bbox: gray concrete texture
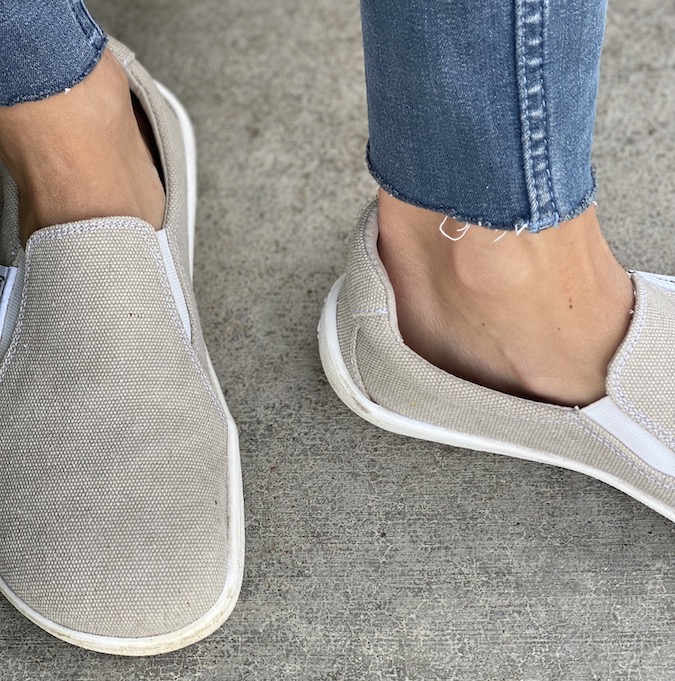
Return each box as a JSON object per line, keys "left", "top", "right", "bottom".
{"left": 1, "top": 0, "right": 674, "bottom": 679}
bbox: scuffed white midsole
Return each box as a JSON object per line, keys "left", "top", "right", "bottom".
{"left": 318, "top": 274, "right": 675, "bottom": 524}
{"left": 0, "top": 82, "right": 245, "bottom": 657}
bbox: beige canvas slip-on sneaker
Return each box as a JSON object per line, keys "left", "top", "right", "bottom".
{"left": 319, "top": 199, "right": 675, "bottom": 524}
{"left": 0, "top": 38, "right": 244, "bottom": 656}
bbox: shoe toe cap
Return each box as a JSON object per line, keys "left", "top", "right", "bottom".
{"left": 1, "top": 430, "right": 231, "bottom": 639}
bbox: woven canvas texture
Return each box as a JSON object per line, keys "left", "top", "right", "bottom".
{"left": 607, "top": 275, "right": 675, "bottom": 450}
{"left": 0, "top": 166, "right": 19, "bottom": 265}
{"left": 337, "top": 200, "right": 675, "bottom": 512}
{"left": 0, "top": 45, "right": 232, "bottom": 639}
{"left": 108, "top": 38, "right": 211, "bottom": 374}
{"left": 0, "top": 222, "right": 230, "bottom": 638}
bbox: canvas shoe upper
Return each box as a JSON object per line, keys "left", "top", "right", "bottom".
{"left": 0, "top": 39, "right": 244, "bottom": 656}
{"left": 319, "top": 199, "right": 675, "bottom": 523}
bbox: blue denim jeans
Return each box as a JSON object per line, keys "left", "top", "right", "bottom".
{"left": 1, "top": 1, "right": 605, "bottom": 233}
{"left": 0, "top": 0, "right": 106, "bottom": 106}
{"left": 361, "top": 0, "right": 608, "bottom": 232}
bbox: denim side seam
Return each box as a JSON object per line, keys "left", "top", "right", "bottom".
{"left": 515, "top": 0, "right": 560, "bottom": 233}
{"left": 63, "top": 0, "right": 108, "bottom": 95}
{"left": 68, "top": 0, "right": 107, "bottom": 50}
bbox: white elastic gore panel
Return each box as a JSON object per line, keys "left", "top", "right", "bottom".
{"left": 156, "top": 230, "right": 191, "bottom": 338}
{"left": 583, "top": 396, "right": 675, "bottom": 478}
{"left": 0, "top": 264, "right": 19, "bottom": 356}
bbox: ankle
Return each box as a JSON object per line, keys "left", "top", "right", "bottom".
{"left": 376, "top": 189, "right": 634, "bottom": 407}
{"left": 378, "top": 188, "right": 627, "bottom": 299}
{"left": 0, "top": 50, "right": 165, "bottom": 244}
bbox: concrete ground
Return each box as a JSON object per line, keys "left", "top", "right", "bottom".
{"left": 1, "top": 1, "right": 674, "bottom": 679}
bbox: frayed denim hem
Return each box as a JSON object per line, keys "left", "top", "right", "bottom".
{"left": 1, "top": 38, "right": 108, "bottom": 106}
{"left": 0, "top": 0, "right": 107, "bottom": 107}
{"left": 367, "top": 151, "right": 598, "bottom": 234}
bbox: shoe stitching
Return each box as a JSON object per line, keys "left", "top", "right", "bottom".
{"left": 352, "top": 203, "right": 675, "bottom": 501}
{"left": 357, "top": 345, "right": 675, "bottom": 494}
{"left": 359, "top": 305, "right": 576, "bottom": 425}
{"left": 573, "top": 413, "right": 675, "bottom": 493}
{"left": 362, "top": 349, "right": 675, "bottom": 496}
{"left": 351, "top": 307, "right": 388, "bottom": 316}
{"left": 349, "top": 327, "right": 369, "bottom": 397}
{"left": 381, "top": 328, "right": 576, "bottom": 422}
{"left": 362, "top": 337, "right": 574, "bottom": 427}
{"left": 366, "top": 305, "right": 675, "bottom": 492}
{"left": 0, "top": 221, "right": 228, "bottom": 424}
{"left": 650, "top": 274, "right": 675, "bottom": 286}
{"left": 610, "top": 280, "right": 675, "bottom": 450}
{"left": 126, "top": 61, "right": 199, "bottom": 349}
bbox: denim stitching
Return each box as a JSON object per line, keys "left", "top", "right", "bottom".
{"left": 516, "top": 0, "right": 559, "bottom": 232}
{"left": 67, "top": 0, "right": 105, "bottom": 49}
{"left": 537, "top": 0, "right": 558, "bottom": 225}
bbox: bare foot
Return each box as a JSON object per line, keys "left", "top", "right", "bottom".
{"left": 377, "top": 189, "right": 634, "bottom": 407}
{"left": 0, "top": 49, "right": 165, "bottom": 246}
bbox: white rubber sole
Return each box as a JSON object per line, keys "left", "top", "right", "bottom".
{"left": 318, "top": 275, "right": 675, "bottom": 524}
{"left": 0, "top": 83, "right": 245, "bottom": 656}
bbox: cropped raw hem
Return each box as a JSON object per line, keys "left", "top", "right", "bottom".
{"left": 368, "top": 149, "right": 598, "bottom": 234}
{"left": 0, "top": 1, "right": 107, "bottom": 106}
{"left": 2, "top": 43, "right": 107, "bottom": 107}
{"left": 360, "top": 0, "right": 607, "bottom": 236}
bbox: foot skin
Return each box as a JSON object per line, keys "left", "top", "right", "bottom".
{"left": 0, "top": 49, "right": 165, "bottom": 245}
{"left": 377, "top": 189, "right": 635, "bottom": 407}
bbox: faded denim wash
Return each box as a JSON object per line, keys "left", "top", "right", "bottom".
{"left": 361, "top": 0, "right": 608, "bottom": 232}
{"left": 0, "top": 0, "right": 605, "bottom": 232}
{"left": 0, "top": 0, "right": 106, "bottom": 106}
